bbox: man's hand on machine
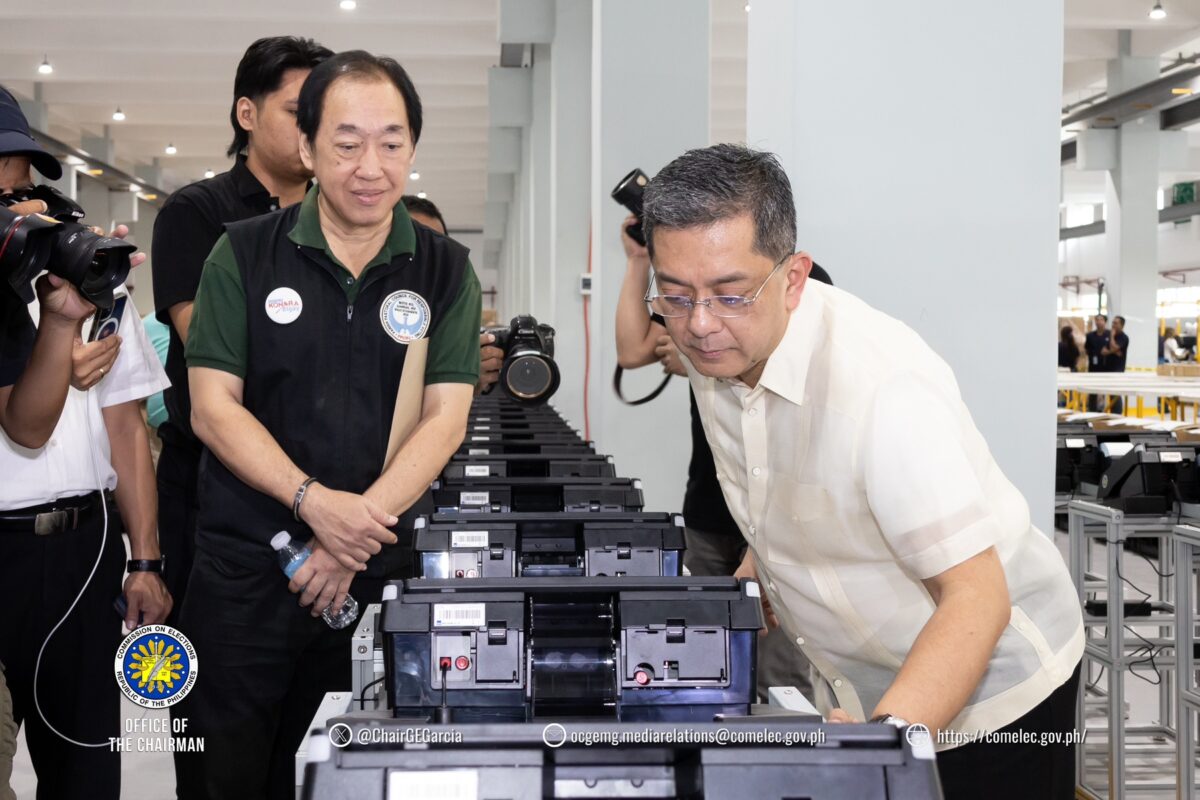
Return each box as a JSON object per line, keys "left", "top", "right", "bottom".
{"left": 287, "top": 540, "right": 354, "bottom": 617}
{"left": 298, "top": 482, "right": 398, "bottom": 571}
{"left": 124, "top": 571, "right": 172, "bottom": 628}
{"left": 733, "top": 550, "right": 779, "bottom": 632}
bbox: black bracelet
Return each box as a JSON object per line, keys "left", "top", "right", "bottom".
{"left": 127, "top": 558, "right": 165, "bottom": 575}
{"left": 293, "top": 477, "right": 318, "bottom": 521}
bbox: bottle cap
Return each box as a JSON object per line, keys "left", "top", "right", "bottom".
{"left": 270, "top": 531, "right": 292, "bottom": 551}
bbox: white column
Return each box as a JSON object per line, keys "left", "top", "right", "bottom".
{"left": 747, "top": 0, "right": 1063, "bottom": 533}
{"left": 544, "top": 0, "right": 592, "bottom": 429}
{"left": 1104, "top": 36, "right": 1161, "bottom": 369}
{"left": 589, "top": 0, "right": 710, "bottom": 512}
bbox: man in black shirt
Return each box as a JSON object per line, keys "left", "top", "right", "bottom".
{"left": 1103, "top": 315, "right": 1129, "bottom": 413}
{"left": 1105, "top": 315, "right": 1129, "bottom": 373}
{"left": 150, "top": 36, "right": 332, "bottom": 800}
{"left": 152, "top": 37, "right": 333, "bottom": 630}
{"left": 1083, "top": 313, "right": 1110, "bottom": 411}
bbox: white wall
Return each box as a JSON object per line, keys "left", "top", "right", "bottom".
{"left": 748, "top": 0, "right": 1064, "bottom": 533}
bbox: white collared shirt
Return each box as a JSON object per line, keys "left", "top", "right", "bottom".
{"left": 0, "top": 286, "right": 169, "bottom": 510}
{"left": 688, "top": 280, "right": 1083, "bottom": 748}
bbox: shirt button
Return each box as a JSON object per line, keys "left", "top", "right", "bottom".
{"left": 768, "top": 581, "right": 776, "bottom": 592}
{"left": 345, "top": 277, "right": 353, "bottom": 285}
{"left": 833, "top": 679, "right": 843, "bottom": 688}
{"left": 752, "top": 467, "right": 762, "bottom": 477}
{"left": 748, "top": 525, "right": 757, "bottom": 535}
{"left": 748, "top": 407, "right": 757, "bottom": 416}
{"left": 795, "top": 636, "right": 805, "bottom": 646}
{"left": 269, "top": 203, "right": 278, "bottom": 211}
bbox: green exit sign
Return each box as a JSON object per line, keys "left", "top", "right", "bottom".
{"left": 1174, "top": 181, "right": 1196, "bottom": 206}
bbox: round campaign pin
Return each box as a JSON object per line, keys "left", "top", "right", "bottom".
{"left": 264, "top": 287, "right": 303, "bottom": 325}
{"left": 380, "top": 290, "right": 431, "bottom": 344}
{"left": 114, "top": 624, "right": 198, "bottom": 708}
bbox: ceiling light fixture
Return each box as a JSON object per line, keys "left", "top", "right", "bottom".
{"left": 340, "top": 0, "right": 357, "bottom": 9}
{"left": 165, "top": 143, "right": 177, "bottom": 155}
{"left": 1150, "top": 2, "right": 1167, "bottom": 20}
{"left": 204, "top": 168, "right": 215, "bottom": 179}
{"left": 129, "top": 183, "right": 142, "bottom": 193}
{"left": 409, "top": 170, "right": 420, "bottom": 180}
{"left": 112, "top": 107, "right": 125, "bottom": 121}
{"left": 37, "top": 56, "right": 52, "bottom": 75}
{"left": 416, "top": 191, "right": 427, "bottom": 199}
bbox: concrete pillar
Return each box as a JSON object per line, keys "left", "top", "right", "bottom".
{"left": 1105, "top": 32, "right": 1161, "bottom": 369}
{"left": 747, "top": 0, "right": 1063, "bottom": 532}
{"left": 589, "top": 0, "right": 710, "bottom": 512}
{"left": 544, "top": 0, "right": 592, "bottom": 431}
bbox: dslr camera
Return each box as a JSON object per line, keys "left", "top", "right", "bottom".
{"left": 611, "top": 167, "right": 649, "bottom": 246}
{"left": 0, "top": 184, "right": 134, "bottom": 309}
{"left": 483, "top": 315, "right": 560, "bottom": 405}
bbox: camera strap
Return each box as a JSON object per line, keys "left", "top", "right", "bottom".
{"left": 612, "top": 365, "right": 672, "bottom": 406}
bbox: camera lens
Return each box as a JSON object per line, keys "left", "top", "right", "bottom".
{"left": 505, "top": 354, "right": 556, "bottom": 401}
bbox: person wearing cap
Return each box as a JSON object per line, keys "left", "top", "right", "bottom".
{"left": 0, "top": 83, "right": 173, "bottom": 800}
{"left": 182, "top": 51, "right": 480, "bottom": 798}
{"left": 641, "top": 144, "right": 1083, "bottom": 800}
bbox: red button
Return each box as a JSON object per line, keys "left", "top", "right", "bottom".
{"left": 455, "top": 656, "right": 470, "bottom": 671}
{"left": 439, "top": 657, "right": 452, "bottom": 671}
{"left": 455, "top": 569, "right": 464, "bottom": 578}
{"left": 634, "top": 670, "right": 651, "bottom": 686}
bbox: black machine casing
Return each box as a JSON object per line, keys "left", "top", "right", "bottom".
{"left": 414, "top": 511, "right": 685, "bottom": 578}
{"left": 381, "top": 576, "right": 762, "bottom": 724}
{"left": 1098, "top": 444, "right": 1200, "bottom": 514}
{"left": 432, "top": 476, "right": 644, "bottom": 513}
{"left": 457, "top": 440, "right": 596, "bottom": 457}
{"left": 300, "top": 719, "right": 943, "bottom": 800}
{"left": 443, "top": 453, "right": 617, "bottom": 480}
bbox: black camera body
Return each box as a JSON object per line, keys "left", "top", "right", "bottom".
{"left": 484, "top": 315, "right": 560, "bottom": 405}
{"left": 611, "top": 168, "right": 649, "bottom": 246}
{"left": 0, "top": 185, "right": 133, "bottom": 309}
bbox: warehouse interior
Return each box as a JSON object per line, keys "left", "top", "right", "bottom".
{"left": 5, "top": 1, "right": 1200, "bottom": 798}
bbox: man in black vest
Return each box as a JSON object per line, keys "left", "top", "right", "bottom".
{"left": 182, "top": 51, "right": 481, "bottom": 799}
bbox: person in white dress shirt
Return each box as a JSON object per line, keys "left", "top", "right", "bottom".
{"left": 0, "top": 143, "right": 171, "bottom": 800}
{"left": 639, "top": 144, "right": 1083, "bottom": 800}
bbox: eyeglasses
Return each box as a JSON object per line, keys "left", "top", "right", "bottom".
{"left": 645, "top": 258, "right": 788, "bottom": 318}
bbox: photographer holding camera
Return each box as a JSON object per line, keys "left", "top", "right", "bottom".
{"left": 0, "top": 84, "right": 171, "bottom": 800}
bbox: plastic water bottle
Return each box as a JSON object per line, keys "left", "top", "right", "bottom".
{"left": 270, "top": 531, "right": 360, "bottom": 630}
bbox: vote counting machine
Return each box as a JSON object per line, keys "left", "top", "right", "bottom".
{"left": 296, "top": 385, "right": 943, "bottom": 798}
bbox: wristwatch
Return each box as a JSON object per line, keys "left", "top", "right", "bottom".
{"left": 869, "top": 713, "right": 910, "bottom": 728}
{"left": 127, "top": 557, "right": 166, "bottom": 576}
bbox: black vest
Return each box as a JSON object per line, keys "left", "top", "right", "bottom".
{"left": 196, "top": 204, "right": 471, "bottom": 573}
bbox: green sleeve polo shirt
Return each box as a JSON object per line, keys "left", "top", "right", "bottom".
{"left": 186, "top": 187, "right": 481, "bottom": 386}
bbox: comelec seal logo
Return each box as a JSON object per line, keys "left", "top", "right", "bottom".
{"left": 380, "top": 290, "right": 430, "bottom": 344}
{"left": 265, "top": 287, "right": 303, "bottom": 325}
{"left": 114, "top": 625, "right": 198, "bottom": 708}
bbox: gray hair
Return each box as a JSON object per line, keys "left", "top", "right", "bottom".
{"left": 642, "top": 143, "right": 796, "bottom": 263}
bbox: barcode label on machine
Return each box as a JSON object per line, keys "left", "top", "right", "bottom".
{"left": 388, "top": 770, "right": 478, "bottom": 799}
{"left": 1162, "top": 451, "right": 1184, "bottom": 463}
{"left": 433, "top": 603, "right": 486, "bottom": 628}
{"left": 470, "top": 436, "right": 490, "bottom": 442}
{"left": 452, "top": 530, "right": 489, "bottom": 548}
{"left": 1065, "top": 438, "right": 1085, "bottom": 449}
{"left": 468, "top": 448, "right": 489, "bottom": 455}
{"left": 460, "top": 492, "right": 490, "bottom": 506}
{"left": 464, "top": 465, "right": 490, "bottom": 477}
